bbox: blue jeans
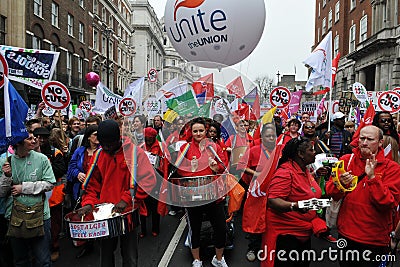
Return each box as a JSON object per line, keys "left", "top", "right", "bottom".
{"left": 10, "top": 218, "right": 52, "bottom": 267}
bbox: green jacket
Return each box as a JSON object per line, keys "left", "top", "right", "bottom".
{"left": 4, "top": 150, "right": 55, "bottom": 220}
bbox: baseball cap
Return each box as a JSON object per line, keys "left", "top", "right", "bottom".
{"left": 331, "top": 112, "right": 345, "bottom": 121}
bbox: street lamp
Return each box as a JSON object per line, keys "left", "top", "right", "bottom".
{"left": 103, "top": 27, "right": 112, "bottom": 90}
{"left": 276, "top": 71, "right": 280, "bottom": 86}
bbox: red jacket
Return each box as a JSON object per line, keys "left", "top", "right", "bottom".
{"left": 82, "top": 139, "right": 156, "bottom": 214}
{"left": 326, "top": 147, "right": 400, "bottom": 246}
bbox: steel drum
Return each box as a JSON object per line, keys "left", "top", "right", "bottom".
{"left": 230, "top": 146, "right": 248, "bottom": 166}
{"left": 64, "top": 203, "right": 139, "bottom": 239}
{"left": 169, "top": 174, "right": 226, "bottom": 205}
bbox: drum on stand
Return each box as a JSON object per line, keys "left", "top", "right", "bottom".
{"left": 64, "top": 203, "right": 139, "bottom": 239}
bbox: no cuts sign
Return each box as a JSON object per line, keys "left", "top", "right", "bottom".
{"left": 269, "top": 86, "right": 291, "bottom": 108}
{"left": 79, "top": 101, "right": 92, "bottom": 113}
{"left": 0, "top": 53, "right": 8, "bottom": 88}
{"left": 119, "top": 97, "right": 137, "bottom": 117}
{"left": 41, "top": 81, "right": 71, "bottom": 110}
{"left": 377, "top": 91, "right": 400, "bottom": 113}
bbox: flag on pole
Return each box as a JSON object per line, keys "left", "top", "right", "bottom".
{"left": 0, "top": 76, "right": 29, "bottom": 154}
{"left": 226, "top": 76, "right": 245, "bottom": 98}
{"left": 350, "top": 101, "right": 375, "bottom": 147}
{"left": 155, "top": 78, "right": 185, "bottom": 112}
{"left": 123, "top": 77, "right": 144, "bottom": 107}
{"left": 195, "top": 91, "right": 206, "bottom": 105}
{"left": 192, "top": 73, "right": 214, "bottom": 100}
{"left": 195, "top": 100, "right": 212, "bottom": 118}
{"left": 166, "top": 89, "right": 199, "bottom": 116}
{"left": 253, "top": 106, "right": 277, "bottom": 141}
{"left": 93, "top": 82, "right": 123, "bottom": 113}
{"left": 303, "top": 31, "right": 333, "bottom": 92}
{"left": 243, "top": 87, "right": 260, "bottom": 118}
{"left": 221, "top": 117, "right": 237, "bottom": 142}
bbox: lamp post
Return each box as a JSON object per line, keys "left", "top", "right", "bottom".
{"left": 276, "top": 71, "right": 280, "bottom": 86}
{"left": 103, "top": 27, "right": 112, "bottom": 90}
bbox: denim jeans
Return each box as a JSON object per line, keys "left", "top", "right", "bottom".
{"left": 10, "top": 218, "right": 52, "bottom": 267}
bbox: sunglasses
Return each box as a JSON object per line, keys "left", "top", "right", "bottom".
{"left": 379, "top": 119, "right": 391, "bottom": 124}
{"left": 304, "top": 125, "right": 315, "bottom": 129}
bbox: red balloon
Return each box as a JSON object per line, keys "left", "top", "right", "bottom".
{"left": 85, "top": 72, "right": 100, "bottom": 87}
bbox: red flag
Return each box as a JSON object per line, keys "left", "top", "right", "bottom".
{"left": 313, "top": 88, "right": 330, "bottom": 95}
{"left": 242, "top": 140, "right": 284, "bottom": 233}
{"left": 350, "top": 101, "right": 375, "bottom": 147}
{"left": 192, "top": 73, "right": 214, "bottom": 100}
{"left": 235, "top": 103, "right": 250, "bottom": 120}
{"left": 226, "top": 76, "right": 245, "bottom": 98}
{"left": 243, "top": 87, "right": 260, "bottom": 118}
{"left": 332, "top": 52, "right": 340, "bottom": 88}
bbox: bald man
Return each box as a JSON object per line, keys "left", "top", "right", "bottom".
{"left": 326, "top": 125, "right": 400, "bottom": 267}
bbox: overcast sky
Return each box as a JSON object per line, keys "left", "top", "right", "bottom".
{"left": 148, "top": 0, "right": 316, "bottom": 85}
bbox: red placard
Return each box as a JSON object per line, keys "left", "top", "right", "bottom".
{"left": 377, "top": 91, "right": 400, "bottom": 113}
{"left": 79, "top": 101, "right": 92, "bottom": 112}
{"left": 41, "top": 81, "right": 71, "bottom": 110}
{"left": 119, "top": 98, "right": 137, "bottom": 116}
{"left": 269, "top": 86, "right": 291, "bottom": 108}
{"left": 148, "top": 68, "right": 158, "bottom": 83}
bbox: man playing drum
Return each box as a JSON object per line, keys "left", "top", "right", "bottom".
{"left": 78, "top": 120, "right": 156, "bottom": 267}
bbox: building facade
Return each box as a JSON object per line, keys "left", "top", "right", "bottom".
{"left": 314, "top": 0, "right": 400, "bottom": 100}
{"left": 130, "top": 0, "right": 165, "bottom": 97}
{"left": 90, "top": 0, "right": 135, "bottom": 95}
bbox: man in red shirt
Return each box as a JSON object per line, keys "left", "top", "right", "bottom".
{"left": 326, "top": 125, "right": 400, "bottom": 267}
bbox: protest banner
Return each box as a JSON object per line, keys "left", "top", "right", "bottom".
{"left": 0, "top": 45, "right": 59, "bottom": 89}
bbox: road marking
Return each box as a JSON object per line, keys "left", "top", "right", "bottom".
{"left": 158, "top": 216, "right": 187, "bottom": 267}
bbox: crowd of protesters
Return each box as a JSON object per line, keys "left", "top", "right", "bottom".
{"left": 2, "top": 102, "right": 400, "bottom": 267}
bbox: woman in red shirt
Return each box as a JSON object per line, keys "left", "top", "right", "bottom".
{"left": 262, "top": 137, "right": 328, "bottom": 267}
{"left": 177, "top": 117, "right": 228, "bottom": 267}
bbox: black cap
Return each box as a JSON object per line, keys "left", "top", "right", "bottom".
{"left": 97, "top": 120, "right": 120, "bottom": 144}
{"left": 33, "top": 127, "right": 50, "bottom": 136}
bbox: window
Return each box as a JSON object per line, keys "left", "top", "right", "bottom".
{"left": 78, "top": 57, "right": 83, "bottom": 87}
{"left": 34, "top": 0, "right": 42, "bottom": 17}
{"left": 0, "top": 16, "right": 6, "bottom": 45}
{"left": 360, "top": 15, "right": 367, "bottom": 42}
{"left": 32, "top": 36, "right": 41, "bottom": 49}
{"left": 349, "top": 24, "right": 356, "bottom": 52}
{"left": 334, "top": 35, "right": 339, "bottom": 56}
{"left": 67, "top": 52, "right": 72, "bottom": 85}
{"left": 102, "top": 8, "right": 107, "bottom": 23}
{"left": 172, "top": 59, "right": 176, "bottom": 66}
{"left": 350, "top": 0, "right": 356, "bottom": 10}
{"left": 118, "top": 48, "right": 121, "bottom": 65}
{"left": 68, "top": 14, "right": 74, "bottom": 36}
{"left": 79, "top": 0, "right": 84, "bottom": 8}
{"left": 328, "top": 10, "right": 333, "bottom": 28}
{"left": 79, "top": 22, "right": 84, "bottom": 42}
{"left": 318, "top": 2, "right": 321, "bottom": 17}
{"left": 335, "top": 1, "right": 340, "bottom": 22}
{"left": 102, "top": 35, "right": 106, "bottom": 55}
{"left": 322, "top": 18, "right": 326, "bottom": 35}
{"left": 93, "top": 30, "right": 98, "bottom": 51}
{"left": 93, "top": 0, "right": 98, "bottom": 14}
{"left": 323, "top": 0, "right": 326, "bottom": 7}
{"left": 109, "top": 16, "right": 113, "bottom": 30}
{"left": 51, "top": 2, "right": 59, "bottom": 27}
{"left": 109, "top": 40, "right": 113, "bottom": 60}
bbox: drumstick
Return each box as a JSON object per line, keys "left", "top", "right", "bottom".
{"left": 81, "top": 214, "right": 85, "bottom": 222}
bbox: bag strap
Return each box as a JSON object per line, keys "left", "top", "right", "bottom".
{"left": 81, "top": 148, "right": 102, "bottom": 191}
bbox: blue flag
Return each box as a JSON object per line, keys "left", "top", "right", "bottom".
{"left": 221, "top": 117, "right": 236, "bottom": 142}
{"left": 196, "top": 91, "right": 206, "bottom": 105}
{"left": 0, "top": 76, "right": 29, "bottom": 154}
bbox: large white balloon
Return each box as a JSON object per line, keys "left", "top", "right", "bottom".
{"left": 164, "top": 0, "right": 266, "bottom": 69}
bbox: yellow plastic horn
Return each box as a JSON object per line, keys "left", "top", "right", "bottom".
{"left": 331, "top": 160, "right": 358, "bottom": 192}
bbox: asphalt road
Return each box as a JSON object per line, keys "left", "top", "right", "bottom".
{"left": 53, "top": 210, "right": 398, "bottom": 267}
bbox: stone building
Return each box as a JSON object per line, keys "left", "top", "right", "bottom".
{"left": 314, "top": 0, "right": 400, "bottom": 99}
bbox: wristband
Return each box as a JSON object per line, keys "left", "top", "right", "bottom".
{"left": 290, "top": 202, "right": 295, "bottom": 211}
